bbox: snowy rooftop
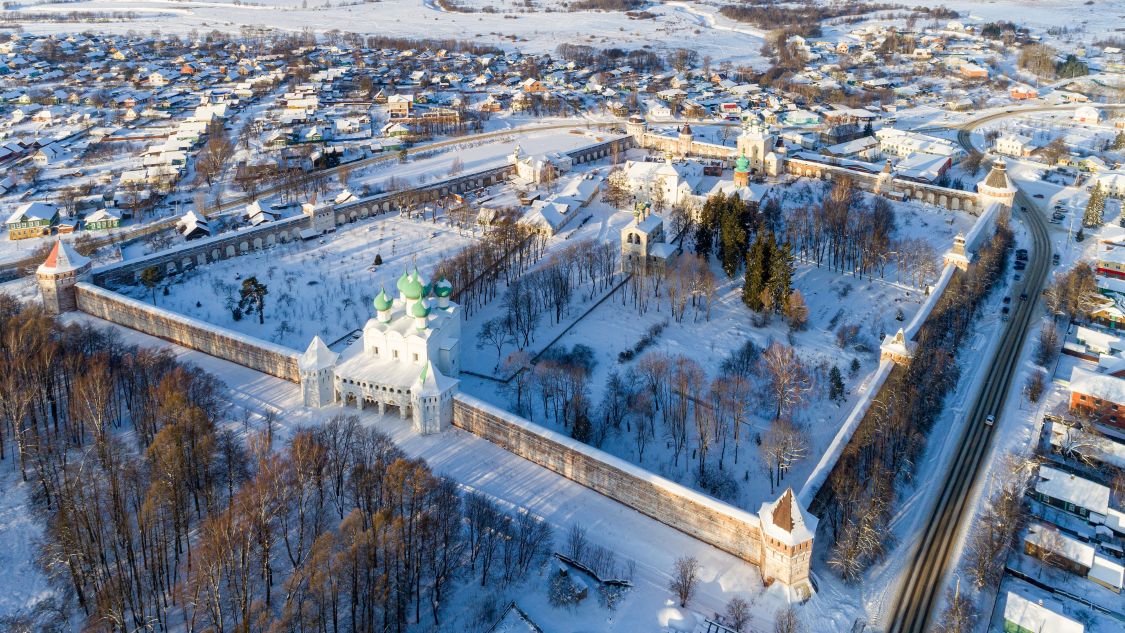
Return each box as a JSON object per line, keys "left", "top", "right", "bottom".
{"left": 298, "top": 335, "right": 338, "bottom": 371}
{"left": 758, "top": 488, "right": 817, "bottom": 547}
{"left": 1003, "top": 592, "right": 1084, "bottom": 633}
{"left": 1069, "top": 365, "right": 1125, "bottom": 408}
{"left": 1026, "top": 523, "right": 1094, "bottom": 568}
{"left": 1036, "top": 464, "right": 1111, "bottom": 516}
{"left": 1091, "top": 555, "right": 1125, "bottom": 591}
{"left": 1098, "top": 241, "right": 1125, "bottom": 267}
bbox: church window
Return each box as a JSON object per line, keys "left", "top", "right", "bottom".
{"left": 393, "top": 350, "right": 399, "bottom": 359}
{"left": 413, "top": 353, "right": 419, "bottom": 362}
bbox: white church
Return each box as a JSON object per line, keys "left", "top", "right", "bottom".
{"left": 299, "top": 267, "right": 461, "bottom": 435}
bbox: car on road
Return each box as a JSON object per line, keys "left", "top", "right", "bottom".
{"left": 985, "top": 414, "right": 995, "bottom": 426}
{"left": 1020, "top": 292, "right": 1028, "bottom": 301}
{"left": 1020, "top": 206, "right": 1027, "bottom": 212}
{"left": 1034, "top": 193, "right": 1045, "bottom": 199}
{"left": 1015, "top": 273, "right": 1022, "bottom": 281}
{"left": 1053, "top": 253, "right": 1060, "bottom": 265}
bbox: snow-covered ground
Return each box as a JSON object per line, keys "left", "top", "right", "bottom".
{"left": 122, "top": 212, "right": 480, "bottom": 348}
{"left": 40, "top": 310, "right": 803, "bottom": 632}
{"left": 6, "top": 0, "right": 769, "bottom": 66}
{"left": 461, "top": 182, "right": 975, "bottom": 519}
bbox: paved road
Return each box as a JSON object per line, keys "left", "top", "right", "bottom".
{"left": 885, "top": 103, "right": 1125, "bottom": 632}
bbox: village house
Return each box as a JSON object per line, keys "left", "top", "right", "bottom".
{"left": 1024, "top": 523, "right": 1124, "bottom": 593}
{"left": 6, "top": 201, "right": 58, "bottom": 240}
{"left": 1033, "top": 465, "right": 1125, "bottom": 534}
{"left": 1074, "top": 105, "right": 1103, "bottom": 124}
{"left": 388, "top": 94, "right": 413, "bottom": 118}
{"left": 1003, "top": 592, "right": 1084, "bottom": 633}
{"left": 82, "top": 208, "right": 121, "bottom": 231}
{"left": 176, "top": 210, "right": 211, "bottom": 240}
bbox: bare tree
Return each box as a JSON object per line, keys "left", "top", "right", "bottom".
{"left": 669, "top": 556, "right": 700, "bottom": 607}
{"left": 759, "top": 342, "right": 813, "bottom": 419}
{"left": 725, "top": 596, "right": 752, "bottom": 632}
{"left": 1034, "top": 322, "right": 1060, "bottom": 367}
{"left": 1025, "top": 370, "right": 1046, "bottom": 403}
{"left": 773, "top": 605, "right": 805, "bottom": 633}
{"left": 935, "top": 582, "right": 978, "bottom": 633}
{"left": 476, "top": 316, "right": 514, "bottom": 369}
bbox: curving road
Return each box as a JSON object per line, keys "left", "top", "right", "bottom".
{"left": 887, "top": 103, "right": 1125, "bottom": 633}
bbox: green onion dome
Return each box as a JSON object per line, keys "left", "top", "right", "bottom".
{"left": 735, "top": 154, "right": 750, "bottom": 173}
{"left": 434, "top": 278, "right": 453, "bottom": 298}
{"left": 410, "top": 299, "right": 431, "bottom": 318}
{"left": 374, "top": 287, "right": 392, "bottom": 311}
{"left": 395, "top": 269, "right": 410, "bottom": 295}
{"left": 403, "top": 271, "right": 424, "bottom": 300}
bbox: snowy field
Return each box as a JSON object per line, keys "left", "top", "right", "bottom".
{"left": 121, "top": 213, "right": 480, "bottom": 349}
{"left": 6, "top": 0, "right": 769, "bottom": 66}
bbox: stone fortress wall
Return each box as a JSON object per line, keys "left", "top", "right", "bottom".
{"left": 75, "top": 282, "right": 302, "bottom": 381}
{"left": 451, "top": 393, "right": 815, "bottom": 596}
{"left": 43, "top": 131, "right": 823, "bottom": 595}
{"left": 92, "top": 135, "right": 630, "bottom": 288}
{"left": 628, "top": 118, "right": 984, "bottom": 214}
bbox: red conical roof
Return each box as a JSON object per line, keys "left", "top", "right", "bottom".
{"left": 37, "top": 241, "right": 89, "bottom": 275}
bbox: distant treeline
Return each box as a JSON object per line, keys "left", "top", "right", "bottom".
{"left": 720, "top": 2, "right": 959, "bottom": 37}
{"left": 555, "top": 43, "right": 664, "bottom": 73}
{"left": 438, "top": 0, "right": 644, "bottom": 12}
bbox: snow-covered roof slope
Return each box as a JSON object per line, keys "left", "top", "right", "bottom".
{"left": 1003, "top": 592, "right": 1084, "bottom": 633}
{"left": 1036, "top": 464, "right": 1111, "bottom": 516}
{"left": 1026, "top": 523, "right": 1094, "bottom": 568}
{"left": 298, "top": 335, "right": 338, "bottom": 371}
{"left": 758, "top": 488, "right": 816, "bottom": 546}
{"left": 1069, "top": 365, "right": 1125, "bottom": 408}
{"left": 36, "top": 240, "right": 89, "bottom": 275}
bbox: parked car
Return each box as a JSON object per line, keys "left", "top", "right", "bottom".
{"left": 1053, "top": 253, "right": 1060, "bottom": 265}
{"left": 985, "top": 414, "right": 995, "bottom": 426}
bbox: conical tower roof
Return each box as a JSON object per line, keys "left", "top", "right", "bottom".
{"left": 298, "top": 335, "right": 338, "bottom": 371}
{"left": 37, "top": 240, "right": 89, "bottom": 275}
{"left": 982, "top": 159, "right": 1014, "bottom": 191}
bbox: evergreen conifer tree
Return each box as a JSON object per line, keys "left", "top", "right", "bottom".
{"left": 742, "top": 231, "right": 772, "bottom": 311}
{"left": 1084, "top": 183, "right": 1106, "bottom": 228}
{"left": 767, "top": 239, "right": 794, "bottom": 311}
{"left": 829, "top": 365, "right": 845, "bottom": 402}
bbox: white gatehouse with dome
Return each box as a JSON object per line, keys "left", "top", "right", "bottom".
{"left": 298, "top": 267, "right": 461, "bottom": 435}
